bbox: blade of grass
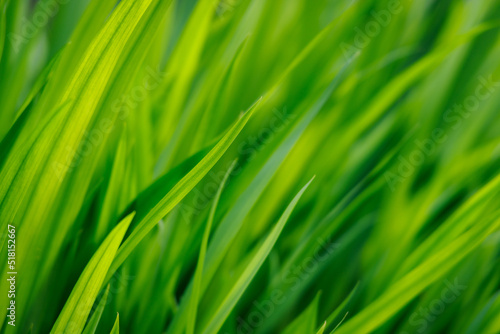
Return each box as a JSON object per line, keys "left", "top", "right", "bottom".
{"left": 82, "top": 285, "right": 110, "bottom": 334}
{"left": 186, "top": 160, "right": 237, "bottom": 334}
{"left": 50, "top": 213, "right": 135, "bottom": 334}
{"left": 200, "top": 177, "right": 315, "bottom": 334}
{"left": 110, "top": 314, "right": 119, "bottom": 334}
{"left": 105, "top": 98, "right": 261, "bottom": 283}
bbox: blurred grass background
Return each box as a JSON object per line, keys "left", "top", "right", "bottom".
{"left": 1, "top": 0, "right": 500, "bottom": 333}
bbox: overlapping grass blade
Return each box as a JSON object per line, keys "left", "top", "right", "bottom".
{"left": 50, "top": 213, "right": 134, "bottom": 334}
{"left": 106, "top": 98, "right": 260, "bottom": 282}
{"left": 200, "top": 177, "right": 315, "bottom": 334}
{"left": 82, "top": 285, "right": 110, "bottom": 334}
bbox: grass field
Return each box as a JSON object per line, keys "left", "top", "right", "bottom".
{"left": 1, "top": 0, "right": 500, "bottom": 333}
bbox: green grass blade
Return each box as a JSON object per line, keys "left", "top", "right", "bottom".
{"left": 50, "top": 213, "right": 134, "bottom": 334}
{"left": 106, "top": 99, "right": 260, "bottom": 282}
{"left": 200, "top": 177, "right": 315, "bottom": 334}
{"left": 282, "top": 292, "right": 321, "bottom": 334}
{"left": 82, "top": 285, "right": 110, "bottom": 334}
{"left": 110, "top": 314, "right": 119, "bottom": 334}
{"left": 186, "top": 160, "right": 237, "bottom": 334}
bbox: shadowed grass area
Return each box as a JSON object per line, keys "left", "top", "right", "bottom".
{"left": 1, "top": 0, "right": 500, "bottom": 333}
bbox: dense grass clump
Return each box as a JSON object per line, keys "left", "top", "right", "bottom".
{"left": 1, "top": 0, "right": 500, "bottom": 333}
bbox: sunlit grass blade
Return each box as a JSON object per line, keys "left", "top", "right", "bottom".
{"left": 106, "top": 98, "right": 260, "bottom": 282}
{"left": 82, "top": 285, "right": 110, "bottom": 334}
{"left": 110, "top": 314, "right": 120, "bottom": 334}
{"left": 200, "top": 177, "right": 315, "bottom": 334}
{"left": 50, "top": 213, "right": 134, "bottom": 334}
{"left": 282, "top": 292, "right": 321, "bottom": 334}
{"left": 186, "top": 160, "right": 237, "bottom": 334}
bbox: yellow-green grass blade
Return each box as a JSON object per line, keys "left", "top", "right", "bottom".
{"left": 82, "top": 285, "right": 110, "bottom": 334}
{"left": 316, "top": 322, "right": 327, "bottom": 334}
{"left": 322, "top": 283, "right": 359, "bottom": 333}
{"left": 2, "top": 1, "right": 178, "bottom": 324}
{"left": 186, "top": 160, "right": 237, "bottom": 334}
{"left": 200, "top": 177, "right": 315, "bottom": 334}
{"left": 166, "top": 73, "right": 338, "bottom": 334}
{"left": 50, "top": 213, "right": 134, "bottom": 334}
{"left": 282, "top": 292, "right": 321, "bottom": 334}
{"left": 155, "top": 0, "right": 217, "bottom": 150}
{"left": 106, "top": 98, "right": 260, "bottom": 282}
{"left": 334, "top": 212, "right": 500, "bottom": 334}
{"left": 109, "top": 314, "right": 119, "bottom": 334}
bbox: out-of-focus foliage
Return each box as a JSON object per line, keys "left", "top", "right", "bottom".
{"left": 1, "top": 0, "right": 500, "bottom": 333}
